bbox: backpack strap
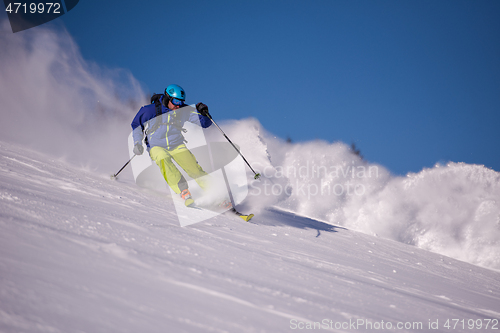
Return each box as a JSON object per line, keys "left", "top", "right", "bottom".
{"left": 145, "top": 93, "right": 164, "bottom": 136}
{"left": 150, "top": 93, "right": 163, "bottom": 117}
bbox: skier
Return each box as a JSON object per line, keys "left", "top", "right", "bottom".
{"left": 131, "top": 84, "right": 211, "bottom": 207}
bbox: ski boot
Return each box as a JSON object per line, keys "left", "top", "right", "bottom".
{"left": 181, "top": 189, "right": 194, "bottom": 207}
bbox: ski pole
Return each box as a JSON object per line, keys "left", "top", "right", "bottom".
{"left": 207, "top": 114, "right": 261, "bottom": 180}
{"left": 110, "top": 155, "right": 136, "bottom": 180}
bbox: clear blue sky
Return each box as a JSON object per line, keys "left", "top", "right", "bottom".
{"left": 38, "top": 1, "right": 500, "bottom": 174}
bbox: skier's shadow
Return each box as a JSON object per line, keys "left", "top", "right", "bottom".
{"left": 257, "top": 207, "right": 346, "bottom": 237}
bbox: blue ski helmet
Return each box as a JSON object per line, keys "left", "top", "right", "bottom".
{"left": 165, "top": 84, "right": 186, "bottom": 101}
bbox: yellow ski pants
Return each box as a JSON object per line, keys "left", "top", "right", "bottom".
{"left": 149, "top": 144, "right": 210, "bottom": 194}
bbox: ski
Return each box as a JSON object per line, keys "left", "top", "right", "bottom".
{"left": 229, "top": 207, "right": 255, "bottom": 222}
{"left": 187, "top": 203, "right": 254, "bottom": 222}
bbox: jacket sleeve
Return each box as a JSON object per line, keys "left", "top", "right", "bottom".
{"left": 187, "top": 107, "right": 212, "bottom": 128}
{"left": 131, "top": 105, "right": 152, "bottom": 144}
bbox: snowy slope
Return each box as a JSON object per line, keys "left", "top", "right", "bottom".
{"left": 1, "top": 24, "right": 500, "bottom": 333}
{"left": 1, "top": 142, "right": 499, "bottom": 333}
{"left": 1, "top": 19, "right": 499, "bottom": 272}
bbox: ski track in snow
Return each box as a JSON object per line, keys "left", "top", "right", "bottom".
{"left": 0, "top": 142, "right": 499, "bottom": 333}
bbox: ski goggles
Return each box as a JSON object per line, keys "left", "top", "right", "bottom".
{"left": 170, "top": 97, "right": 184, "bottom": 106}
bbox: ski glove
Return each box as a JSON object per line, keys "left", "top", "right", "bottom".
{"left": 133, "top": 143, "right": 144, "bottom": 155}
{"left": 196, "top": 102, "right": 210, "bottom": 118}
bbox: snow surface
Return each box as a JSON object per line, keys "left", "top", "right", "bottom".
{"left": 1, "top": 143, "right": 500, "bottom": 332}
{"left": 1, "top": 20, "right": 500, "bottom": 332}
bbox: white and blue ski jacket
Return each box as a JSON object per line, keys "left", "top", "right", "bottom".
{"left": 131, "top": 95, "right": 211, "bottom": 150}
